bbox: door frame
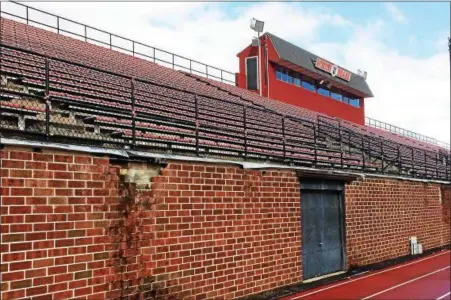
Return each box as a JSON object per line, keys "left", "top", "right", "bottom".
{"left": 300, "top": 179, "right": 347, "bottom": 277}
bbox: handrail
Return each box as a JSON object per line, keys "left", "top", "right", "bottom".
{"left": 365, "top": 117, "right": 450, "bottom": 150}
{"left": 0, "top": 0, "right": 236, "bottom": 84}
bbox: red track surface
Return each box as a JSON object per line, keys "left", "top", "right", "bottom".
{"left": 281, "top": 250, "right": 450, "bottom": 300}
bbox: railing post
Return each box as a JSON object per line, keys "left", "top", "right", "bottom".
{"left": 282, "top": 117, "right": 286, "bottom": 161}
{"left": 172, "top": 54, "right": 175, "bottom": 69}
{"left": 132, "top": 42, "right": 135, "bottom": 57}
{"left": 380, "top": 139, "right": 385, "bottom": 174}
{"left": 313, "top": 125, "right": 317, "bottom": 167}
{"left": 195, "top": 94, "right": 199, "bottom": 156}
{"left": 26, "top": 6, "right": 29, "bottom": 25}
{"left": 338, "top": 122, "right": 343, "bottom": 169}
{"left": 221, "top": 70, "right": 223, "bottom": 82}
{"left": 435, "top": 153, "right": 439, "bottom": 179}
{"left": 57, "top": 17, "right": 60, "bottom": 34}
{"left": 411, "top": 148, "right": 415, "bottom": 178}
{"left": 189, "top": 60, "right": 192, "bottom": 74}
{"left": 131, "top": 79, "right": 136, "bottom": 148}
{"left": 84, "top": 26, "right": 87, "bottom": 42}
{"left": 109, "top": 34, "right": 112, "bottom": 49}
{"left": 446, "top": 157, "right": 449, "bottom": 181}
{"left": 361, "top": 134, "right": 365, "bottom": 171}
{"left": 243, "top": 106, "right": 247, "bottom": 159}
{"left": 45, "top": 58, "right": 50, "bottom": 141}
{"left": 424, "top": 151, "right": 427, "bottom": 178}
{"left": 205, "top": 65, "right": 208, "bottom": 78}
{"left": 397, "top": 144, "right": 401, "bottom": 175}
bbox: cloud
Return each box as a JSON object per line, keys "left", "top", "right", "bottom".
{"left": 384, "top": 3, "right": 408, "bottom": 24}
{"left": 10, "top": 2, "right": 450, "bottom": 143}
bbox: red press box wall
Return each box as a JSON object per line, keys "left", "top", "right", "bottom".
{"left": 1, "top": 146, "right": 449, "bottom": 299}
{"left": 236, "top": 37, "right": 366, "bottom": 125}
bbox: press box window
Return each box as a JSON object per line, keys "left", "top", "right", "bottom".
{"left": 246, "top": 57, "right": 258, "bottom": 90}
{"left": 350, "top": 98, "right": 360, "bottom": 108}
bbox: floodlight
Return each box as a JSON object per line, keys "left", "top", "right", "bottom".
{"left": 250, "top": 18, "right": 264, "bottom": 33}
{"left": 319, "top": 80, "right": 326, "bottom": 85}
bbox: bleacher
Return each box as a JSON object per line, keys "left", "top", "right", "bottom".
{"left": 0, "top": 16, "right": 449, "bottom": 181}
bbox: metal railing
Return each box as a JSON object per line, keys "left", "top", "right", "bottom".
{"left": 0, "top": 44, "right": 449, "bottom": 181}
{"left": 0, "top": 0, "right": 236, "bottom": 84}
{"left": 365, "top": 117, "right": 450, "bottom": 150}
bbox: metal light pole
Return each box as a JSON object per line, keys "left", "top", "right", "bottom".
{"left": 250, "top": 18, "right": 264, "bottom": 97}
{"left": 448, "top": 37, "right": 451, "bottom": 84}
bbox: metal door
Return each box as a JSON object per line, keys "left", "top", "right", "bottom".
{"left": 301, "top": 182, "right": 345, "bottom": 280}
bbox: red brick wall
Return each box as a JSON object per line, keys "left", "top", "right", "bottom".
{"left": 0, "top": 146, "right": 154, "bottom": 300}
{"left": 1, "top": 146, "right": 449, "bottom": 299}
{"left": 345, "top": 178, "right": 450, "bottom": 267}
{"left": 148, "top": 163, "right": 302, "bottom": 299}
{"left": 441, "top": 185, "right": 451, "bottom": 246}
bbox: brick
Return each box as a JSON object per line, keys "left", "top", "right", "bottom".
{"left": 48, "top": 163, "right": 67, "bottom": 171}
{"left": 9, "top": 261, "right": 31, "bottom": 271}
{"left": 25, "top": 268, "right": 46, "bottom": 279}
{"left": 2, "top": 160, "right": 25, "bottom": 169}
{"left": 1, "top": 196, "right": 25, "bottom": 205}
{"left": 1, "top": 179, "right": 24, "bottom": 187}
{"left": 54, "top": 154, "right": 73, "bottom": 163}
{"left": 48, "top": 266, "right": 67, "bottom": 275}
{"left": 2, "top": 252, "right": 25, "bottom": 262}
{"left": 25, "top": 161, "right": 47, "bottom": 170}
{"left": 10, "top": 188, "right": 33, "bottom": 196}
{"left": 2, "top": 233, "right": 24, "bottom": 243}
{"left": 33, "top": 153, "right": 53, "bottom": 162}
{"left": 2, "top": 271, "right": 24, "bottom": 282}
{"left": 10, "top": 242, "right": 32, "bottom": 252}
{"left": 26, "top": 286, "right": 47, "bottom": 297}
{"left": 74, "top": 156, "right": 92, "bottom": 164}
{"left": 9, "top": 151, "right": 33, "bottom": 161}
{"left": 33, "top": 259, "right": 54, "bottom": 268}
{"left": 10, "top": 279, "right": 31, "bottom": 290}
{"left": 74, "top": 270, "right": 92, "bottom": 280}
{"left": 33, "top": 170, "right": 53, "bottom": 179}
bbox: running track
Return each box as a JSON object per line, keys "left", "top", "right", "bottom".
{"left": 281, "top": 250, "right": 450, "bottom": 300}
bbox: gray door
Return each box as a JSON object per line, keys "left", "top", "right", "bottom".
{"left": 301, "top": 187, "right": 345, "bottom": 280}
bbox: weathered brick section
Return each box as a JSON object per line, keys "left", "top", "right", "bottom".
{"left": 345, "top": 178, "right": 450, "bottom": 267}
{"left": 0, "top": 146, "right": 153, "bottom": 300}
{"left": 148, "top": 163, "right": 302, "bottom": 299}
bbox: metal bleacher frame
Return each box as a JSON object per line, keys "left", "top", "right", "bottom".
{"left": 0, "top": 43, "right": 449, "bottom": 181}
{"left": 0, "top": 2, "right": 450, "bottom": 182}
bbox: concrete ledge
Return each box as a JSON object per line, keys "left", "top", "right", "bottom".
{"left": 2, "top": 138, "right": 449, "bottom": 185}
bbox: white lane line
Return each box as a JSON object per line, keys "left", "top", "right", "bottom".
{"left": 362, "top": 266, "right": 450, "bottom": 300}
{"left": 291, "top": 250, "right": 450, "bottom": 300}
{"left": 437, "top": 292, "right": 451, "bottom": 300}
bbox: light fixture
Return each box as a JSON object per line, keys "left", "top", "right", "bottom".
{"left": 319, "top": 80, "right": 326, "bottom": 85}
{"left": 250, "top": 18, "right": 264, "bottom": 33}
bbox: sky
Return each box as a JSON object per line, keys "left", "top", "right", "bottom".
{"left": 4, "top": 1, "right": 450, "bottom": 144}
